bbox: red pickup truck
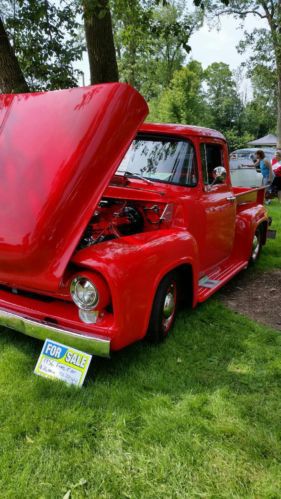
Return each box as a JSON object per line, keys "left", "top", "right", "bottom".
{"left": 0, "top": 83, "right": 268, "bottom": 357}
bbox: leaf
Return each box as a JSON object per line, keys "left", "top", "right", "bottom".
{"left": 63, "top": 491, "right": 71, "bottom": 499}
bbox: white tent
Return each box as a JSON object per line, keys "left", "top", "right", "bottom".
{"left": 247, "top": 134, "right": 277, "bottom": 147}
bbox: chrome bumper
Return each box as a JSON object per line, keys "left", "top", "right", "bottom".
{"left": 0, "top": 310, "right": 110, "bottom": 357}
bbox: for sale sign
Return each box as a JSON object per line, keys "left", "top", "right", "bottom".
{"left": 34, "top": 339, "right": 92, "bottom": 387}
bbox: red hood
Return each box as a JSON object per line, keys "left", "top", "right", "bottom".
{"left": 0, "top": 83, "right": 148, "bottom": 292}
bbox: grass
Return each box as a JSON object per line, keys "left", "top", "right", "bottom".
{"left": 256, "top": 198, "right": 281, "bottom": 270}
{"left": 0, "top": 201, "right": 281, "bottom": 498}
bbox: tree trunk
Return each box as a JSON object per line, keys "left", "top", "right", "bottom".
{"left": 275, "top": 2, "right": 281, "bottom": 148}
{"left": 277, "top": 66, "right": 281, "bottom": 148}
{"left": 83, "top": 0, "right": 119, "bottom": 84}
{"left": 0, "top": 17, "right": 29, "bottom": 93}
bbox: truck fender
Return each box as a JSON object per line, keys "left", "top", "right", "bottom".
{"left": 72, "top": 229, "right": 199, "bottom": 348}
{"left": 233, "top": 205, "right": 268, "bottom": 261}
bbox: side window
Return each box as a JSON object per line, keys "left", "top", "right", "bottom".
{"left": 200, "top": 143, "right": 225, "bottom": 184}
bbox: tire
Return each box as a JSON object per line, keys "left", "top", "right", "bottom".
{"left": 146, "top": 271, "right": 179, "bottom": 343}
{"left": 250, "top": 226, "right": 262, "bottom": 264}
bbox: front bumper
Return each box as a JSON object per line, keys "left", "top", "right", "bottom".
{"left": 0, "top": 309, "right": 110, "bottom": 357}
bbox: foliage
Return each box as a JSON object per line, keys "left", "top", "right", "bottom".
{"left": 148, "top": 60, "right": 208, "bottom": 124}
{"left": 148, "top": 59, "right": 247, "bottom": 141}
{"left": 1, "top": 0, "right": 84, "bottom": 91}
{"left": 112, "top": 0, "right": 204, "bottom": 99}
{"left": 224, "top": 129, "right": 254, "bottom": 152}
{"left": 240, "top": 100, "right": 276, "bottom": 141}
{"left": 204, "top": 62, "right": 242, "bottom": 130}
{"left": 204, "top": 0, "right": 281, "bottom": 144}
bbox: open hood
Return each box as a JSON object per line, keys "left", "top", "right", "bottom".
{"left": 0, "top": 83, "right": 148, "bottom": 292}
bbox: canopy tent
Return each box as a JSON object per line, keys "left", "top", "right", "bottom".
{"left": 247, "top": 134, "right": 277, "bottom": 147}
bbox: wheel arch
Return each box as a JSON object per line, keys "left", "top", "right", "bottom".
{"left": 173, "top": 263, "right": 194, "bottom": 308}
{"left": 146, "top": 262, "right": 194, "bottom": 343}
{"left": 151, "top": 262, "right": 195, "bottom": 314}
{"left": 258, "top": 219, "right": 268, "bottom": 245}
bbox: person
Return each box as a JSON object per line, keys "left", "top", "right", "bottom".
{"left": 271, "top": 149, "right": 281, "bottom": 169}
{"left": 255, "top": 150, "right": 273, "bottom": 185}
{"left": 254, "top": 150, "right": 273, "bottom": 205}
{"left": 270, "top": 150, "right": 281, "bottom": 203}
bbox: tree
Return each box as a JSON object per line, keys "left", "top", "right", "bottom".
{"left": 82, "top": 0, "right": 119, "bottom": 84}
{"left": 239, "top": 63, "right": 277, "bottom": 138}
{"left": 0, "top": 16, "right": 29, "bottom": 92}
{"left": 206, "top": 1, "right": 281, "bottom": 146}
{"left": 0, "top": 0, "right": 187, "bottom": 93}
{"left": 223, "top": 128, "right": 254, "bottom": 151}
{"left": 2, "top": 0, "right": 83, "bottom": 91}
{"left": 149, "top": 60, "right": 208, "bottom": 124}
{"left": 112, "top": 0, "right": 203, "bottom": 99}
{"left": 204, "top": 62, "right": 242, "bottom": 130}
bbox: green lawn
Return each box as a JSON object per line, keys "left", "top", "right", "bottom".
{"left": 0, "top": 202, "right": 281, "bottom": 498}
{"left": 257, "top": 199, "right": 281, "bottom": 270}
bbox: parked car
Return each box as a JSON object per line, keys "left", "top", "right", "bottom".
{"left": 230, "top": 148, "right": 275, "bottom": 187}
{"left": 0, "top": 84, "right": 269, "bottom": 357}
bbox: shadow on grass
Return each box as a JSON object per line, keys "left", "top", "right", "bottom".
{"left": 1, "top": 298, "right": 280, "bottom": 402}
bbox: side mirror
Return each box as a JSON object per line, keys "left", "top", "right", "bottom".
{"left": 212, "top": 166, "right": 227, "bottom": 184}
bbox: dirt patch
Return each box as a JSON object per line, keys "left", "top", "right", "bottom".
{"left": 219, "top": 269, "right": 281, "bottom": 331}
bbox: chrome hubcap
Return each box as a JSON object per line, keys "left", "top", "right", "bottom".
{"left": 252, "top": 234, "right": 260, "bottom": 260}
{"left": 162, "top": 284, "right": 176, "bottom": 332}
{"left": 163, "top": 290, "right": 175, "bottom": 318}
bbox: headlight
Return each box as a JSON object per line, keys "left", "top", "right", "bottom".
{"left": 70, "top": 276, "right": 99, "bottom": 310}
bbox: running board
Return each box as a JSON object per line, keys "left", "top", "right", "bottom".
{"left": 197, "top": 259, "right": 248, "bottom": 302}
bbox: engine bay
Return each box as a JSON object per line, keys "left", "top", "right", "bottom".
{"left": 78, "top": 198, "right": 170, "bottom": 249}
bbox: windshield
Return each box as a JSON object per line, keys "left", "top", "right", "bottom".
{"left": 117, "top": 135, "right": 198, "bottom": 186}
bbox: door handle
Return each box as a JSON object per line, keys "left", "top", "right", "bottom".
{"left": 227, "top": 196, "right": 236, "bottom": 202}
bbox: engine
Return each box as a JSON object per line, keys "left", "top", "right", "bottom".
{"left": 78, "top": 198, "right": 164, "bottom": 249}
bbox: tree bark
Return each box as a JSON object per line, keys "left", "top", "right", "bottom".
{"left": 276, "top": 62, "right": 281, "bottom": 148}
{"left": 0, "top": 17, "right": 29, "bottom": 93}
{"left": 83, "top": 0, "right": 119, "bottom": 84}
{"left": 275, "top": 2, "right": 281, "bottom": 147}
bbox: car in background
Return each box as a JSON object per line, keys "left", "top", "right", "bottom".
{"left": 229, "top": 148, "right": 275, "bottom": 187}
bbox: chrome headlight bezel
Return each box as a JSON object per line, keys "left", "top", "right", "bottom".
{"left": 70, "top": 276, "right": 99, "bottom": 310}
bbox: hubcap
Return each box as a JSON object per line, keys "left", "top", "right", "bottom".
{"left": 162, "top": 284, "right": 176, "bottom": 333}
{"left": 252, "top": 234, "right": 260, "bottom": 260}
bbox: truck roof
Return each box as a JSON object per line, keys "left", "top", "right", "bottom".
{"left": 139, "top": 122, "right": 226, "bottom": 141}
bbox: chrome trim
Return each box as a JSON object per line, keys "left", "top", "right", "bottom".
{"left": 251, "top": 234, "right": 260, "bottom": 261}
{"left": 0, "top": 310, "right": 110, "bottom": 357}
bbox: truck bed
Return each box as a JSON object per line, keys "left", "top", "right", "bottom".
{"left": 233, "top": 186, "right": 266, "bottom": 207}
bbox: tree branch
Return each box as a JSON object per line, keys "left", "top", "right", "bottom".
{"left": 260, "top": 0, "right": 274, "bottom": 29}
{"left": 216, "top": 8, "right": 266, "bottom": 19}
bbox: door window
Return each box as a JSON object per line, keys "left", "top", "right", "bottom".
{"left": 200, "top": 143, "right": 225, "bottom": 185}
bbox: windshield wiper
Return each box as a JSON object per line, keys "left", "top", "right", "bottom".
{"left": 122, "top": 171, "right": 154, "bottom": 185}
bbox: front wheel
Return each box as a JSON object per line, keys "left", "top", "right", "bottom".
{"left": 146, "top": 271, "right": 179, "bottom": 343}
{"left": 250, "top": 226, "right": 262, "bottom": 264}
